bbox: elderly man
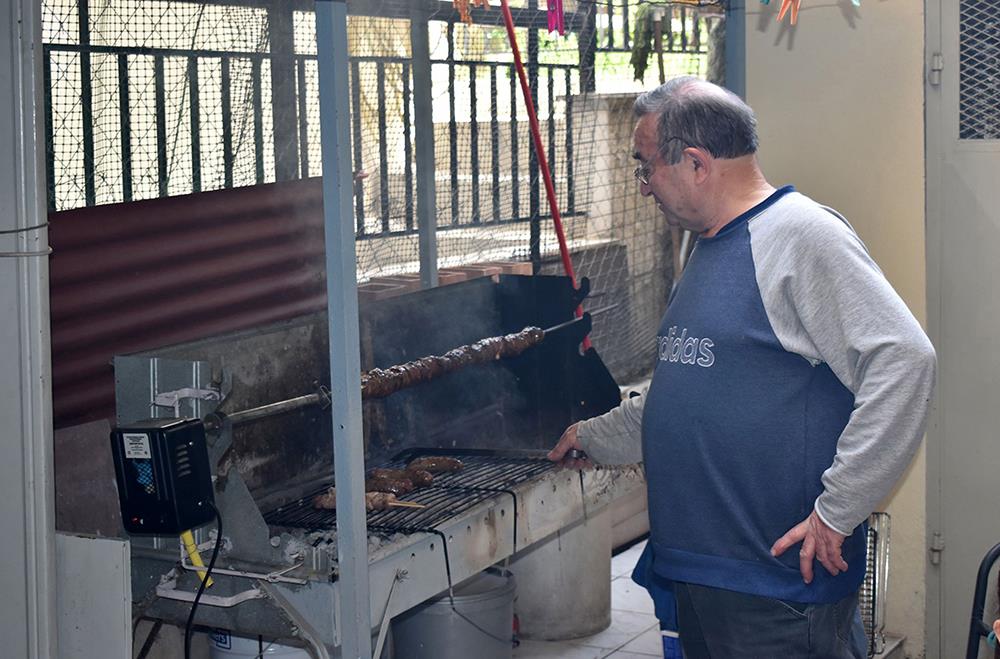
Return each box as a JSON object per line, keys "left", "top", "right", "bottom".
{"left": 549, "top": 77, "right": 936, "bottom": 658}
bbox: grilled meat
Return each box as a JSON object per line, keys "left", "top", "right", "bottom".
{"left": 406, "top": 456, "right": 464, "bottom": 473}
{"left": 312, "top": 486, "right": 337, "bottom": 509}
{"left": 370, "top": 467, "right": 434, "bottom": 487}
{"left": 360, "top": 326, "right": 545, "bottom": 399}
{"left": 365, "top": 492, "right": 398, "bottom": 512}
{"left": 365, "top": 476, "right": 415, "bottom": 496}
{"left": 311, "top": 487, "right": 400, "bottom": 512}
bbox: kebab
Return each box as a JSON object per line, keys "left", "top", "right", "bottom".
{"left": 311, "top": 487, "right": 425, "bottom": 512}
{"left": 361, "top": 326, "right": 545, "bottom": 399}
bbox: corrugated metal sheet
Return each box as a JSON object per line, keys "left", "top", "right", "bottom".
{"left": 49, "top": 178, "right": 328, "bottom": 428}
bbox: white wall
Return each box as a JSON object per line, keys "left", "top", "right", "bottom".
{"left": 743, "top": 2, "right": 927, "bottom": 655}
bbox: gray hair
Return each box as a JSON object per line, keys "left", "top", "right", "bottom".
{"left": 633, "top": 76, "right": 759, "bottom": 164}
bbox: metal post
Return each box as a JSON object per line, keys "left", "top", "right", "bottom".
{"left": 410, "top": 1, "right": 438, "bottom": 288}
{"left": 0, "top": 0, "right": 56, "bottom": 656}
{"left": 723, "top": 0, "right": 746, "bottom": 99}
{"left": 268, "top": 1, "right": 300, "bottom": 182}
{"left": 527, "top": 0, "right": 541, "bottom": 272}
{"left": 315, "top": 2, "right": 372, "bottom": 658}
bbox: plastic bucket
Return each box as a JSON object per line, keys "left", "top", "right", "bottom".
{"left": 391, "top": 569, "right": 516, "bottom": 659}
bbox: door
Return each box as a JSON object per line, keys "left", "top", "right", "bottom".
{"left": 926, "top": 1, "right": 1000, "bottom": 657}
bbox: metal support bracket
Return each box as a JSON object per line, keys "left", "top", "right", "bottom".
{"left": 153, "top": 387, "right": 221, "bottom": 417}
{"left": 156, "top": 573, "right": 264, "bottom": 608}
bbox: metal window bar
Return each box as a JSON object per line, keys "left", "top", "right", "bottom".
{"left": 402, "top": 62, "right": 414, "bottom": 232}
{"left": 296, "top": 57, "right": 310, "bottom": 178}
{"left": 376, "top": 61, "right": 390, "bottom": 233}
{"left": 42, "top": 4, "right": 590, "bottom": 238}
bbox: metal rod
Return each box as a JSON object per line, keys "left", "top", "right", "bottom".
{"left": 402, "top": 62, "right": 414, "bottom": 232}
{"left": 470, "top": 63, "right": 480, "bottom": 224}
{"left": 222, "top": 392, "right": 325, "bottom": 428}
{"left": 79, "top": 0, "right": 95, "bottom": 206}
{"left": 188, "top": 57, "right": 202, "bottom": 193}
{"left": 154, "top": 55, "right": 168, "bottom": 197}
{"left": 377, "top": 61, "right": 390, "bottom": 232}
{"left": 410, "top": 5, "right": 439, "bottom": 288}
{"left": 221, "top": 57, "right": 233, "bottom": 188}
{"left": 118, "top": 53, "right": 133, "bottom": 202}
{"left": 490, "top": 64, "right": 500, "bottom": 223}
{"left": 447, "top": 21, "right": 458, "bottom": 226}
{"left": 316, "top": 1, "right": 372, "bottom": 656}
{"left": 351, "top": 59, "right": 365, "bottom": 236}
{"left": 297, "top": 57, "right": 310, "bottom": 177}
{"left": 251, "top": 58, "right": 264, "bottom": 184}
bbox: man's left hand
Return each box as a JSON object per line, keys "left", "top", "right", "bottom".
{"left": 770, "top": 510, "right": 848, "bottom": 584}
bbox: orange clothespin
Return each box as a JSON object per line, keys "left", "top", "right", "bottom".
{"left": 455, "top": 0, "right": 490, "bottom": 25}
{"left": 776, "top": 0, "right": 801, "bottom": 25}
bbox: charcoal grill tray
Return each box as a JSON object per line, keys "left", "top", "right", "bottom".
{"left": 262, "top": 448, "right": 555, "bottom": 534}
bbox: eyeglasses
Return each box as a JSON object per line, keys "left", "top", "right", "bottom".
{"left": 632, "top": 137, "right": 692, "bottom": 186}
{"left": 633, "top": 158, "right": 655, "bottom": 186}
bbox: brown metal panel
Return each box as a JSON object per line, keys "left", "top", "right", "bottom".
{"left": 49, "top": 178, "right": 329, "bottom": 428}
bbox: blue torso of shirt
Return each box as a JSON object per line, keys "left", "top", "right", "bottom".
{"left": 641, "top": 187, "right": 867, "bottom": 603}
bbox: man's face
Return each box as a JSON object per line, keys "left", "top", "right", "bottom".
{"left": 632, "top": 114, "right": 694, "bottom": 230}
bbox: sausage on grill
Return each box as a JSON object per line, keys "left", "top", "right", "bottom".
{"left": 311, "top": 487, "right": 400, "bottom": 512}
{"left": 406, "top": 456, "right": 464, "bottom": 473}
{"left": 365, "top": 476, "right": 415, "bottom": 496}
{"left": 370, "top": 467, "right": 434, "bottom": 487}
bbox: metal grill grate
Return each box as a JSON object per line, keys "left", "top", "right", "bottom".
{"left": 960, "top": 0, "right": 1000, "bottom": 139}
{"left": 262, "top": 450, "right": 555, "bottom": 534}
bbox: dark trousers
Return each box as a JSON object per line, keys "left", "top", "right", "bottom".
{"left": 674, "top": 582, "right": 868, "bottom": 659}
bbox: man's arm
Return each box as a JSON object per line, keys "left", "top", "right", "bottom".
{"left": 752, "top": 200, "right": 936, "bottom": 578}
{"left": 548, "top": 392, "right": 646, "bottom": 465}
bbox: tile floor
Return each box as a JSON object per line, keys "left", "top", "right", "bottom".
{"left": 513, "top": 539, "right": 663, "bottom": 659}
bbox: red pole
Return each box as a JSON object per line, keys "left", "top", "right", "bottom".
{"left": 499, "top": 0, "right": 591, "bottom": 351}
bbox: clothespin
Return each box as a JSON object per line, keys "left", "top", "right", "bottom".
{"left": 547, "top": 0, "right": 565, "bottom": 36}
{"left": 776, "top": 0, "right": 801, "bottom": 25}
{"left": 454, "top": 0, "right": 490, "bottom": 25}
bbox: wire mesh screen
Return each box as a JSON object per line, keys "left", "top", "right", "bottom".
{"left": 960, "top": 0, "right": 1000, "bottom": 140}
{"left": 43, "top": 0, "right": 721, "bottom": 385}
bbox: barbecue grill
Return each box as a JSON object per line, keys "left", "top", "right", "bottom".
{"left": 112, "top": 274, "right": 644, "bottom": 656}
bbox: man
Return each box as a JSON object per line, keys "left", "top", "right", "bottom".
{"left": 549, "top": 77, "right": 936, "bottom": 657}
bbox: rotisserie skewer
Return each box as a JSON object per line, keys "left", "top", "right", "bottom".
{"left": 360, "top": 326, "right": 545, "bottom": 399}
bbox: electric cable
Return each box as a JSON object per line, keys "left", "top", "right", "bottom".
{"left": 183, "top": 502, "right": 223, "bottom": 659}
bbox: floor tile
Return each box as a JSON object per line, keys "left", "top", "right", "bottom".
{"left": 610, "top": 575, "right": 656, "bottom": 615}
{"left": 513, "top": 639, "right": 606, "bottom": 659}
{"left": 605, "top": 651, "right": 662, "bottom": 658}
{"left": 619, "top": 627, "right": 664, "bottom": 656}
{"left": 571, "top": 609, "right": 658, "bottom": 650}
{"left": 611, "top": 540, "right": 647, "bottom": 578}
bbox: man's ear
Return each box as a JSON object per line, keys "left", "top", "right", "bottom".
{"left": 685, "top": 148, "right": 711, "bottom": 184}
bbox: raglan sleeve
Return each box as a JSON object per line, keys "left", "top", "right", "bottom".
{"left": 755, "top": 210, "right": 937, "bottom": 535}
{"left": 575, "top": 391, "right": 646, "bottom": 465}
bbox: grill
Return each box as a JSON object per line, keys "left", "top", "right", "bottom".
{"left": 264, "top": 449, "right": 555, "bottom": 537}
{"left": 105, "top": 274, "right": 636, "bottom": 655}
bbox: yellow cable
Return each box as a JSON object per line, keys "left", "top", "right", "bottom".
{"left": 181, "top": 530, "right": 214, "bottom": 588}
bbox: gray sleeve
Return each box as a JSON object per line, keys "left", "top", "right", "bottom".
{"left": 750, "top": 198, "right": 937, "bottom": 534}
{"left": 575, "top": 392, "right": 646, "bottom": 465}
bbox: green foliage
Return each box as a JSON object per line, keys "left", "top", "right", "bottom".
{"left": 629, "top": 3, "right": 656, "bottom": 82}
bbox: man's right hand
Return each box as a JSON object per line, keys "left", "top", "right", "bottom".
{"left": 547, "top": 423, "right": 590, "bottom": 469}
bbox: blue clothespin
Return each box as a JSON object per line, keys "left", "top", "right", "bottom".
{"left": 989, "top": 630, "right": 998, "bottom": 648}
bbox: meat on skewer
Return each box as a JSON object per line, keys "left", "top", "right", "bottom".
{"left": 311, "top": 488, "right": 405, "bottom": 512}
{"left": 360, "top": 326, "right": 545, "bottom": 399}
